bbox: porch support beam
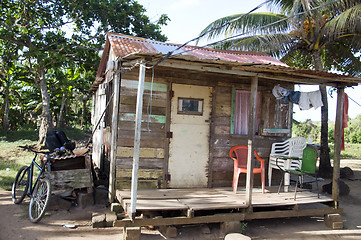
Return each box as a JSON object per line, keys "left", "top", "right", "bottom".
{"left": 129, "top": 62, "right": 146, "bottom": 219}
{"left": 332, "top": 87, "right": 344, "bottom": 208}
{"left": 108, "top": 68, "right": 121, "bottom": 202}
{"left": 245, "top": 76, "right": 258, "bottom": 206}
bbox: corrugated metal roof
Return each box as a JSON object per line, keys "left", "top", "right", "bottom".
{"left": 91, "top": 32, "right": 361, "bottom": 91}
{"left": 108, "top": 32, "right": 288, "bottom": 66}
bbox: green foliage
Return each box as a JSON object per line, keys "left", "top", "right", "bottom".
{"left": 292, "top": 119, "right": 321, "bottom": 143}
{"left": 293, "top": 114, "right": 361, "bottom": 145}
{"left": 0, "top": 140, "right": 35, "bottom": 190}
{"left": 345, "top": 115, "right": 361, "bottom": 143}
{"left": 330, "top": 143, "right": 361, "bottom": 159}
{"left": 0, "top": 0, "right": 169, "bottom": 134}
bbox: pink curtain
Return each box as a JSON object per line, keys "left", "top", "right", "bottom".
{"left": 234, "top": 90, "right": 261, "bottom": 135}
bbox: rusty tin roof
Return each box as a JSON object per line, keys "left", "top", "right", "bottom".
{"left": 91, "top": 32, "right": 361, "bottom": 90}
{"left": 108, "top": 33, "right": 287, "bottom": 66}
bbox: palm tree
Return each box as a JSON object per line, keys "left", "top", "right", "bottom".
{"left": 198, "top": 0, "right": 361, "bottom": 177}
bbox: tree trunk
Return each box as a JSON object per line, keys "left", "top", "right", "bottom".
{"left": 3, "top": 79, "right": 10, "bottom": 132}
{"left": 57, "top": 92, "right": 66, "bottom": 128}
{"left": 81, "top": 95, "right": 88, "bottom": 129}
{"left": 38, "top": 69, "right": 54, "bottom": 146}
{"left": 312, "top": 51, "right": 332, "bottom": 178}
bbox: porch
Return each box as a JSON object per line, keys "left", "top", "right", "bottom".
{"left": 114, "top": 187, "right": 340, "bottom": 228}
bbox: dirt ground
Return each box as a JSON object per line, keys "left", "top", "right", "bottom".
{"left": 1, "top": 160, "right": 361, "bottom": 240}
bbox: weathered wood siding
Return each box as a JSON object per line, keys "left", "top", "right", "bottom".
{"left": 116, "top": 71, "right": 167, "bottom": 189}
{"left": 113, "top": 67, "right": 293, "bottom": 189}
{"left": 210, "top": 80, "right": 293, "bottom": 187}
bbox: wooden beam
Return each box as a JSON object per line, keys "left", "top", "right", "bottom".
{"left": 129, "top": 62, "right": 146, "bottom": 219}
{"left": 246, "top": 76, "right": 258, "bottom": 206}
{"left": 332, "top": 87, "right": 344, "bottom": 208}
{"left": 114, "top": 207, "right": 341, "bottom": 228}
{"left": 158, "top": 61, "right": 258, "bottom": 77}
{"left": 114, "top": 213, "right": 246, "bottom": 227}
{"left": 108, "top": 70, "right": 121, "bottom": 202}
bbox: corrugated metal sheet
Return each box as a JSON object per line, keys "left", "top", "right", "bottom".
{"left": 108, "top": 33, "right": 287, "bottom": 66}
{"left": 91, "top": 32, "right": 361, "bottom": 91}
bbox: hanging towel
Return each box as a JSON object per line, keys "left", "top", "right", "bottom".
{"left": 341, "top": 93, "right": 349, "bottom": 151}
{"left": 299, "top": 90, "right": 323, "bottom": 110}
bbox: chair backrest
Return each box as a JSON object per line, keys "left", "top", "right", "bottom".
{"left": 301, "top": 147, "right": 318, "bottom": 174}
{"left": 289, "top": 137, "right": 307, "bottom": 158}
{"left": 230, "top": 145, "right": 248, "bottom": 168}
{"left": 270, "top": 137, "right": 307, "bottom": 158}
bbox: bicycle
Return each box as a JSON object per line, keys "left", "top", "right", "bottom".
{"left": 12, "top": 145, "right": 53, "bottom": 223}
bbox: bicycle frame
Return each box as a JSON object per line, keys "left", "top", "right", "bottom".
{"left": 23, "top": 148, "right": 49, "bottom": 198}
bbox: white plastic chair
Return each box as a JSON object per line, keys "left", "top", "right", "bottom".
{"left": 268, "top": 137, "right": 307, "bottom": 187}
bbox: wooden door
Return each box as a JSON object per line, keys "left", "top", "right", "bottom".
{"left": 168, "top": 84, "right": 212, "bottom": 188}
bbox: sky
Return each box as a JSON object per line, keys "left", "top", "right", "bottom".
{"left": 137, "top": 0, "right": 361, "bottom": 122}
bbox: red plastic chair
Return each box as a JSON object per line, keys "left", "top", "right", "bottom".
{"left": 229, "top": 145, "right": 265, "bottom": 194}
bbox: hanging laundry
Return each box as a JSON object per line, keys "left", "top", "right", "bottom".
{"left": 272, "top": 84, "right": 290, "bottom": 99}
{"left": 298, "top": 90, "right": 323, "bottom": 110}
{"left": 282, "top": 91, "right": 301, "bottom": 104}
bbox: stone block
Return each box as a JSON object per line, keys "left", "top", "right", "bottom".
{"left": 225, "top": 233, "right": 251, "bottom": 240}
{"left": 159, "top": 225, "right": 177, "bottom": 238}
{"left": 92, "top": 212, "right": 106, "bottom": 228}
{"left": 105, "top": 211, "right": 117, "bottom": 227}
{"left": 325, "top": 214, "right": 343, "bottom": 229}
{"left": 123, "top": 227, "right": 141, "bottom": 240}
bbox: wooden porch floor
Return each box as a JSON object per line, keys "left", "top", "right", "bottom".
{"left": 117, "top": 187, "right": 333, "bottom": 211}
{"left": 115, "top": 187, "right": 340, "bottom": 227}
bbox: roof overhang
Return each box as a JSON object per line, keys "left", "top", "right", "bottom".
{"left": 91, "top": 33, "right": 361, "bottom": 91}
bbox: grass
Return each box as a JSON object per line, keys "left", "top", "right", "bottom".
{"left": 0, "top": 140, "right": 35, "bottom": 191}
{"left": 330, "top": 143, "right": 361, "bottom": 159}
{"left": 0, "top": 127, "right": 91, "bottom": 191}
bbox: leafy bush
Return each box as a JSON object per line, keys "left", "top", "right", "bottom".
{"left": 293, "top": 114, "right": 361, "bottom": 144}
{"left": 292, "top": 119, "right": 321, "bottom": 143}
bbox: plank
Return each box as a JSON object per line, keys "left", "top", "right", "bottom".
{"left": 119, "top": 113, "right": 166, "bottom": 124}
{"left": 116, "top": 147, "right": 164, "bottom": 158}
{"left": 114, "top": 213, "right": 246, "bottom": 227}
{"left": 123, "top": 199, "right": 188, "bottom": 211}
{"left": 116, "top": 168, "right": 163, "bottom": 179}
{"left": 45, "top": 169, "right": 92, "bottom": 191}
{"left": 121, "top": 79, "right": 167, "bottom": 92}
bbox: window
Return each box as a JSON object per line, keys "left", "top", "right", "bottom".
{"left": 177, "top": 98, "right": 203, "bottom": 115}
{"left": 232, "top": 89, "right": 261, "bottom": 135}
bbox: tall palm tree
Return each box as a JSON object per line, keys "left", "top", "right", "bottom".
{"left": 198, "top": 0, "right": 361, "bottom": 177}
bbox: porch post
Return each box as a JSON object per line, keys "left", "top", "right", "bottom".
{"left": 245, "top": 76, "right": 258, "bottom": 206}
{"left": 332, "top": 86, "right": 344, "bottom": 208}
{"left": 130, "top": 62, "right": 146, "bottom": 219}
{"left": 108, "top": 68, "right": 120, "bottom": 202}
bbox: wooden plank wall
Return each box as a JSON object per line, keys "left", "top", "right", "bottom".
{"left": 116, "top": 70, "right": 168, "bottom": 189}
{"left": 210, "top": 81, "right": 293, "bottom": 187}
{"left": 114, "top": 67, "right": 293, "bottom": 189}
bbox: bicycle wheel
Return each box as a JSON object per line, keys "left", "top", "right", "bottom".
{"left": 29, "top": 178, "right": 51, "bottom": 223}
{"left": 12, "top": 166, "right": 30, "bottom": 204}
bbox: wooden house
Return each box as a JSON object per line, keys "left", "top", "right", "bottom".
{"left": 91, "top": 32, "right": 360, "bottom": 233}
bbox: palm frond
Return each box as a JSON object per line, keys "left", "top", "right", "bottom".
{"left": 324, "top": 39, "right": 361, "bottom": 76}
{"left": 325, "top": 3, "right": 361, "bottom": 38}
{"left": 209, "top": 33, "right": 296, "bottom": 59}
{"left": 197, "top": 12, "right": 289, "bottom": 43}
{"left": 281, "top": 50, "right": 314, "bottom": 68}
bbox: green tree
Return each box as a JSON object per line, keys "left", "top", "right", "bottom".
{"left": 0, "top": 0, "right": 168, "bottom": 144}
{"left": 198, "top": 0, "right": 361, "bottom": 177}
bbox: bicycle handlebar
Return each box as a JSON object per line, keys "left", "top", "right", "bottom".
{"left": 18, "top": 145, "right": 50, "bottom": 154}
